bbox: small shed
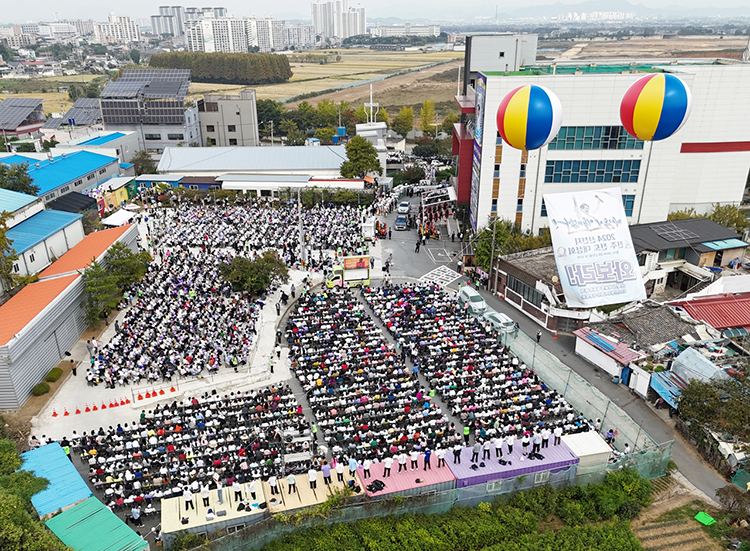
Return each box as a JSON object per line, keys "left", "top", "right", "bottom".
{"left": 561, "top": 431, "right": 612, "bottom": 468}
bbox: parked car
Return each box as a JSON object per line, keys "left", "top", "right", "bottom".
{"left": 457, "top": 286, "right": 487, "bottom": 315}
{"left": 397, "top": 201, "right": 411, "bottom": 214}
{"left": 484, "top": 311, "right": 515, "bottom": 333}
{"left": 394, "top": 215, "right": 408, "bottom": 230}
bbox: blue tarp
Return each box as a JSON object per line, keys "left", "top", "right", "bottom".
{"left": 649, "top": 371, "right": 688, "bottom": 410}
{"left": 20, "top": 442, "right": 92, "bottom": 517}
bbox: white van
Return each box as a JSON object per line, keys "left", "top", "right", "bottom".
{"left": 457, "top": 286, "right": 487, "bottom": 315}
{"left": 485, "top": 312, "right": 515, "bottom": 333}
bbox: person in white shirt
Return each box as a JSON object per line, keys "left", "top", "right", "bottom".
{"left": 233, "top": 480, "right": 242, "bottom": 502}
{"left": 383, "top": 456, "right": 394, "bottom": 477}
{"left": 554, "top": 426, "right": 563, "bottom": 446}
{"left": 398, "top": 452, "right": 408, "bottom": 473}
{"left": 362, "top": 459, "right": 372, "bottom": 479}
{"left": 409, "top": 450, "right": 419, "bottom": 471}
{"left": 268, "top": 475, "right": 279, "bottom": 495}
{"left": 308, "top": 468, "right": 318, "bottom": 489}
{"left": 287, "top": 473, "right": 297, "bottom": 494}
{"left": 436, "top": 448, "right": 446, "bottom": 468}
{"left": 336, "top": 462, "right": 345, "bottom": 482}
{"left": 183, "top": 487, "right": 194, "bottom": 511}
{"left": 541, "top": 428, "right": 551, "bottom": 449}
{"left": 246, "top": 479, "right": 257, "bottom": 500}
{"left": 201, "top": 484, "right": 210, "bottom": 507}
{"left": 506, "top": 433, "right": 516, "bottom": 455}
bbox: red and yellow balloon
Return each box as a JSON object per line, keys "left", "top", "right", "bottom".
{"left": 620, "top": 74, "right": 692, "bottom": 141}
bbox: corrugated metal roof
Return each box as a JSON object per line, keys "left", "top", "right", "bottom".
{"left": 5, "top": 210, "right": 83, "bottom": 253}
{"left": 0, "top": 97, "right": 44, "bottom": 130}
{"left": 701, "top": 238, "right": 748, "bottom": 250}
{"left": 20, "top": 443, "right": 92, "bottom": 517}
{"left": 157, "top": 145, "right": 348, "bottom": 173}
{"left": 0, "top": 187, "right": 38, "bottom": 212}
{"left": 46, "top": 192, "right": 98, "bottom": 213}
{"left": 217, "top": 174, "right": 311, "bottom": 183}
{"left": 38, "top": 225, "right": 132, "bottom": 279}
{"left": 573, "top": 327, "right": 644, "bottom": 365}
{"left": 630, "top": 218, "right": 740, "bottom": 254}
{"left": 77, "top": 132, "right": 126, "bottom": 146}
{"left": 0, "top": 151, "right": 119, "bottom": 195}
{"left": 670, "top": 293, "right": 750, "bottom": 330}
{"left": 673, "top": 347, "right": 728, "bottom": 383}
{"left": 0, "top": 274, "right": 79, "bottom": 346}
{"left": 649, "top": 370, "right": 688, "bottom": 410}
{"left": 45, "top": 497, "right": 148, "bottom": 551}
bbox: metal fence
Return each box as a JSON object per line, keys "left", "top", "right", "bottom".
{"left": 499, "top": 329, "right": 660, "bottom": 453}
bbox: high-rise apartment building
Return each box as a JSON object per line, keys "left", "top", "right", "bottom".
{"left": 94, "top": 13, "right": 141, "bottom": 44}
{"left": 252, "top": 18, "right": 284, "bottom": 53}
{"left": 311, "top": 0, "right": 365, "bottom": 40}
{"left": 186, "top": 17, "right": 249, "bottom": 53}
{"left": 284, "top": 23, "right": 316, "bottom": 49}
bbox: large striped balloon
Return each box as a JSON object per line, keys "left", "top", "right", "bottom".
{"left": 496, "top": 85, "right": 563, "bottom": 151}
{"left": 620, "top": 74, "right": 691, "bottom": 141}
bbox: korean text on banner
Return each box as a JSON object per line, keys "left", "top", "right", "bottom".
{"left": 543, "top": 188, "right": 646, "bottom": 308}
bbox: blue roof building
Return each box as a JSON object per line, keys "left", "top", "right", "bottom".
{"left": 6, "top": 210, "right": 83, "bottom": 254}
{"left": 0, "top": 150, "right": 120, "bottom": 203}
{"left": 77, "top": 132, "right": 126, "bottom": 145}
{"left": 0, "top": 188, "right": 38, "bottom": 213}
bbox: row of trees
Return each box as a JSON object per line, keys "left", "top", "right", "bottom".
{"left": 149, "top": 52, "right": 293, "bottom": 85}
{"left": 257, "top": 98, "right": 459, "bottom": 143}
{"left": 668, "top": 204, "right": 750, "bottom": 234}
{"left": 82, "top": 242, "right": 151, "bottom": 327}
{"left": 342, "top": 32, "right": 449, "bottom": 47}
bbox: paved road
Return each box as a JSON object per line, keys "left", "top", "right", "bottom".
{"left": 374, "top": 203, "right": 727, "bottom": 501}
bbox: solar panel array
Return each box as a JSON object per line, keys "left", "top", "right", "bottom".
{"left": 650, "top": 224, "right": 700, "bottom": 242}
{"left": 101, "top": 69, "right": 191, "bottom": 101}
{"left": 0, "top": 97, "right": 44, "bottom": 130}
{"left": 42, "top": 98, "right": 102, "bottom": 129}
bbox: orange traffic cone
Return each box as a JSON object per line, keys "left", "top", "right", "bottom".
{"left": 137, "top": 394, "right": 143, "bottom": 401}
{"left": 63, "top": 408, "right": 70, "bottom": 416}
{"left": 125, "top": 397, "right": 131, "bottom": 404}
{"left": 52, "top": 409, "right": 58, "bottom": 417}
{"left": 92, "top": 404, "right": 98, "bottom": 411}
{"left": 159, "top": 389, "right": 165, "bottom": 395}
{"left": 553, "top": 331, "right": 558, "bottom": 340}
{"left": 75, "top": 406, "right": 81, "bottom": 415}
{"left": 145, "top": 391, "right": 151, "bottom": 398}
{"left": 85, "top": 404, "right": 91, "bottom": 413}
{"left": 120, "top": 398, "right": 126, "bottom": 406}
{"left": 101, "top": 402, "right": 107, "bottom": 410}
{"left": 170, "top": 387, "right": 176, "bottom": 393}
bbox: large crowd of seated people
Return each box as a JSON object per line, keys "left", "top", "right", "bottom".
{"left": 73, "top": 386, "right": 314, "bottom": 511}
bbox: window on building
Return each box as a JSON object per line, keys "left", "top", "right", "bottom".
{"left": 540, "top": 199, "right": 547, "bottom": 217}
{"left": 547, "top": 126, "right": 644, "bottom": 150}
{"left": 206, "top": 138, "right": 216, "bottom": 146}
{"left": 189, "top": 185, "right": 199, "bottom": 190}
{"left": 622, "top": 194, "right": 635, "bottom": 216}
{"left": 229, "top": 138, "right": 238, "bottom": 145}
{"left": 637, "top": 254, "right": 647, "bottom": 266}
{"left": 260, "top": 189, "right": 272, "bottom": 197}
{"left": 507, "top": 275, "right": 544, "bottom": 307}
{"left": 519, "top": 163, "right": 526, "bottom": 178}
{"left": 227, "top": 125, "right": 236, "bottom": 132}
{"left": 75, "top": 179, "right": 83, "bottom": 187}
{"left": 491, "top": 198, "right": 498, "bottom": 213}
{"left": 494, "top": 164, "right": 500, "bottom": 178}
{"left": 516, "top": 198, "right": 523, "bottom": 212}
{"left": 544, "top": 160, "right": 641, "bottom": 184}
{"left": 167, "top": 133, "right": 185, "bottom": 140}
{"left": 99, "top": 168, "right": 107, "bottom": 175}
{"left": 498, "top": 51, "right": 505, "bottom": 58}
{"left": 206, "top": 125, "right": 215, "bottom": 133}
{"left": 13, "top": 263, "right": 19, "bottom": 273}
{"left": 87, "top": 173, "right": 96, "bottom": 180}
{"left": 659, "top": 248, "right": 686, "bottom": 262}
{"left": 534, "top": 471, "right": 550, "bottom": 484}
{"left": 145, "top": 133, "right": 161, "bottom": 140}
{"left": 29, "top": 253, "right": 35, "bottom": 263}
{"left": 59, "top": 186, "right": 69, "bottom": 193}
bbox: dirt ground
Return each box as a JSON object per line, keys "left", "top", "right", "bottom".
{"left": 2, "top": 320, "right": 106, "bottom": 450}
{"left": 551, "top": 37, "right": 747, "bottom": 60}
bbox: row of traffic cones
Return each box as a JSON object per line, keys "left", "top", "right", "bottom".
{"left": 51, "top": 397, "right": 131, "bottom": 418}
{"left": 137, "top": 386, "right": 176, "bottom": 400}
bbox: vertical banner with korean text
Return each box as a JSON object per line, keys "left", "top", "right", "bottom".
{"left": 543, "top": 187, "right": 646, "bottom": 308}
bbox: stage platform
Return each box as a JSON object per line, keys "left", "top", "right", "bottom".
{"left": 161, "top": 486, "right": 266, "bottom": 537}
{"left": 448, "top": 441, "right": 579, "bottom": 488}
{"left": 263, "top": 467, "right": 358, "bottom": 513}
{"left": 355, "top": 456, "right": 456, "bottom": 498}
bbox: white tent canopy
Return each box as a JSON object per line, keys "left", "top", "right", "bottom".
{"left": 102, "top": 209, "right": 134, "bottom": 227}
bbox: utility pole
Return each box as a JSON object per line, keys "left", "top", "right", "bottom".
{"left": 298, "top": 187, "right": 305, "bottom": 267}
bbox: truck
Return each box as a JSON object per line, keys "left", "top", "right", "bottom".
{"left": 325, "top": 255, "right": 371, "bottom": 288}
{"left": 361, "top": 218, "right": 376, "bottom": 241}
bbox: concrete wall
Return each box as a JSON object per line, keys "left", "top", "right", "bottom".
{"left": 575, "top": 337, "right": 620, "bottom": 378}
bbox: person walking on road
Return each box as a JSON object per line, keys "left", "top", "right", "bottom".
{"left": 415, "top": 241, "right": 420, "bottom": 253}
{"left": 536, "top": 330, "right": 542, "bottom": 343}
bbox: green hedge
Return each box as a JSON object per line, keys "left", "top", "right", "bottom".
{"left": 149, "top": 52, "right": 293, "bottom": 85}
{"left": 262, "top": 468, "right": 651, "bottom": 551}
{"left": 45, "top": 367, "right": 63, "bottom": 383}
{"left": 31, "top": 382, "right": 50, "bottom": 396}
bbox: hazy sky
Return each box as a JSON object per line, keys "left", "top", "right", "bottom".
{"left": 2, "top": 0, "right": 745, "bottom": 24}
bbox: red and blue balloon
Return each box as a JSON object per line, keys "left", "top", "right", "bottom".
{"left": 496, "top": 85, "right": 563, "bottom": 151}
{"left": 620, "top": 74, "right": 691, "bottom": 141}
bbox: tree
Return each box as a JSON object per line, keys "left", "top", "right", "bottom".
{"left": 129, "top": 49, "right": 140, "bottom": 64}
{"left": 278, "top": 119, "right": 299, "bottom": 135}
{"left": 679, "top": 376, "right": 750, "bottom": 440}
{"left": 130, "top": 150, "right": 156, "bottom": 176}
{"left": 218, "top": 251, "right": 289, "bottom": 294}
{"left": 441, "top": 111, "right": 460, "bottom": 135}
{"left": 83, "top": 259, "right": 119, "bottom": 327}
{"left": 105, "top": 241, "right": 150, "bottom": 289}
{"left": 420, "top": 99, "right": 437, "bottom": 136}
{"left": 0, "top": 212, "right": 19, "bottom": 291}
{"left": 708, "top": 203, "right": 750, "bottom": 234}
{"left": 0, "top": 164, "right": 39, "bottom": 196}
{"left": 472, "top": 219, "right": 552, "bottom": 271}
{"left": 316, "top": 99, "right": 338, "bottom": 127}
{"left": 391, "top": 106, "right": 414, "bottom": 138}
{"left": 257, "top": 99, "right": 285, "bottom": 133}
{"left": 315, "top": 127, "right": 336, "bottom": 144}
{"left": 340, "top": 136, "right": 382, "bottom": 178}
{"left": 286, "top": 128, "right": 307, "bottom": 146}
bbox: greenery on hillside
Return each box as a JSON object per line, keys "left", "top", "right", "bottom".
{"left": 149, "top": 52, "right": 293, "bottom": 85}
{"left": 262, "top": 468, "right": 651, "bottom": 551}
{"left": 342, "top": 32, "right": 449, "bottom": 47}
{"left": 0, "top": 415, "right": 71, "bottom": 551}
{"left": 679, "top": 374, "right": 750, "bottom": 440}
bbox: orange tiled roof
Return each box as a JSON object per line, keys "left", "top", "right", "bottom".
{"left": 0, "top": 274, "right": 79, "bottom": 346}
{"left": 39, "top": 225, "right": 132, "bottom": 279}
